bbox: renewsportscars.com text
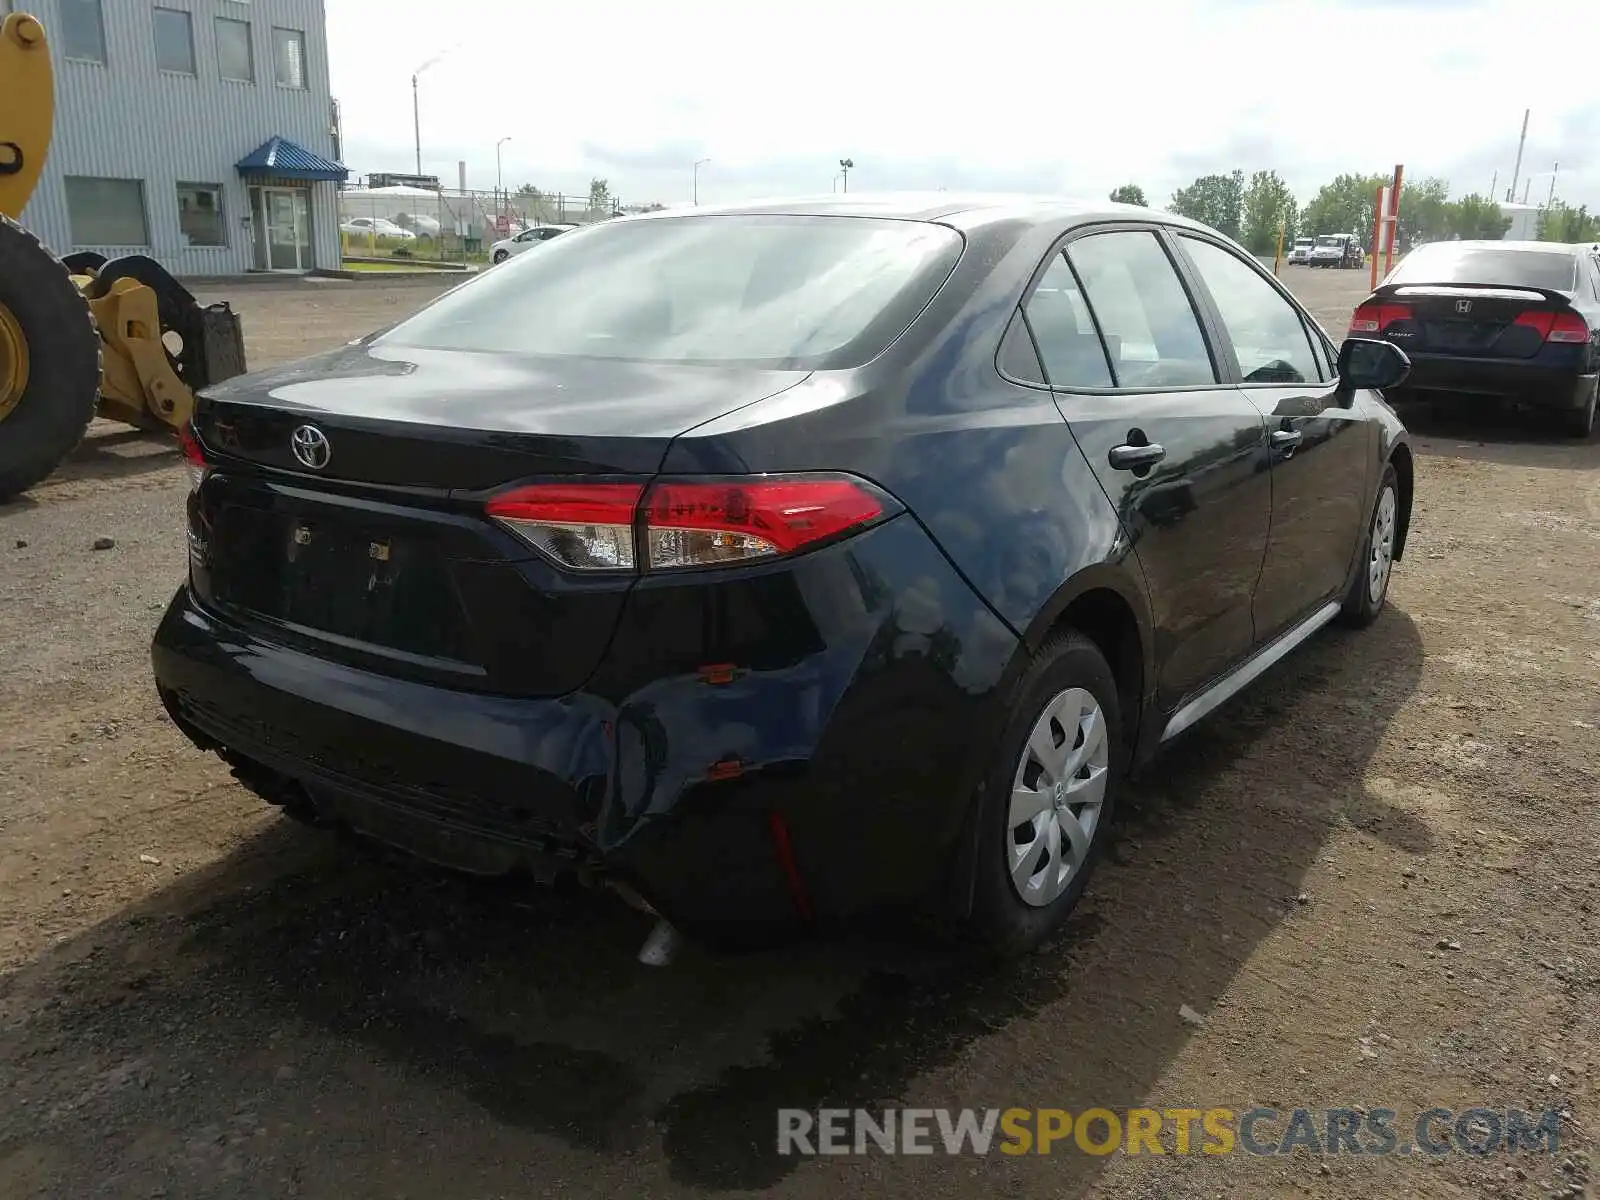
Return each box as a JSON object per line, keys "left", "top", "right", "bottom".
{"left": 777, "top": 1106, "right": 1564, "bottom": 1158}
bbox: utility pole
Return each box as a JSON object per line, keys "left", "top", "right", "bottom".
{"left": 410, "top": 47, "right": 455, "bottom": 179}
{"left": 839, "top": 157, "right": 854, "bottom": 193}
{"left": 1547, "top": 162, "right": 1558, "bottom": 207}
{"left": 496, "top": 136, "right": 511, "bottom": 211}
{"left": 1507, "top": 108, "right": 1529, "bottom": 203}
{"left": 693, "top": 158, "right": 709, "bottom": 205}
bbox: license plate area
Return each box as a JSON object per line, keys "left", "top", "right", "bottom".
{"left": 212, "top": 505, "right": 477, "bottom": 664}
{"left": 1423, "top": 320, "right": 1505, "bottom": 353}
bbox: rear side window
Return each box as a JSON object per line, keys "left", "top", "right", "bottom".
{"left": 1066, "top": 231, "right": 1217, "bottom": 388}
{"left": 380, "top": 214, "right": 963, "bottom": 370}
{"left": 1021, "top": 253, "right": 1112, "bottom": 388}
{"left": 1180, "top": 236, "right": 1322, "bottom": 385}
{"left": 1388, "top": 245, "right": 1579, "bottom": 292}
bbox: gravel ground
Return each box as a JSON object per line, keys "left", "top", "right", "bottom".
{"left": 0, "top": 267, "right": 1595, "bottom": 1200}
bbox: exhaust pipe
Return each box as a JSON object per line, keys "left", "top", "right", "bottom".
{"left": 637, "top": 918, "right": 681, "bottom": 967}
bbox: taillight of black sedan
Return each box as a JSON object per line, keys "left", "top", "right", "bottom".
{"left": 153, "top": 196, "right": 1416, "bottom": 959}
{"left": 1350, "top": 240, "right": 1600, "bottom": 437}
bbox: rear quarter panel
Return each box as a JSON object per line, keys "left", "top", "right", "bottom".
{"left": 663, "top": 217, "right": 1153, "bottom": 682}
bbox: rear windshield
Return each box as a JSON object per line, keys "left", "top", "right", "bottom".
{"left": 379, "top": 214, "right": 964, "bottom": 370}
{"left": 1388, "top": 245, "right": 1578, "bottom": 292}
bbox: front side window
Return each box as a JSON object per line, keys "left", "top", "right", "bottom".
{"left": 1065, "top": 231, "right": 1216, "bottom": 388}
{"left": 273, "top": 27, "right": 306, "bottom": 88}
{"left": 1021, "top": 252, "right": 1112, "bottom": 388}
{"left": 380, "top": 214, "right": 964, "bottom": 371}
{"left": 216, "top": 17, "right": 254, "bottom": 82}
{"left": 1180, "top": 236, "right": 1321, "bottom": 385}
{"left": 64, "top": 177, "right": 150, "bottom": 247}
{"left": 59, "top": 0, "right": 106, "bottom": 63}
{"left": 153, "top": 8, "right": 196, "bottom": 74}
{"left": 177, "top": 183, "right": 226, "bottom": 247}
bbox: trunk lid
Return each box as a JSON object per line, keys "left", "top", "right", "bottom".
{"left": 193, "top": 342, "right": 808, "bottom": 488}
{"left": 1375, "top": 283, "right": 1576, "bottom": 360}
{"left": 188, "top": 343, "right": 809, "bottom": 696}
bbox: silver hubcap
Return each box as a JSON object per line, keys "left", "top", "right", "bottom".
{"left": 1007, "top": 687, "right": 1109, "bottom": 908}
{"left": 1368, "top": 485, "right": 1397, "bottom": 605}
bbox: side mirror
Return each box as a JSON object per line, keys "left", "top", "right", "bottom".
{"left": 1337, "top": 337, "right": 1411, "bottom": 392}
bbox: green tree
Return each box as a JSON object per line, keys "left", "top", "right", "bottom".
{"left": 1536, "top": 200, "right": 1600, "bottom": 243}
{"left": 1446, "top": 194, "right": 1511, "bottom": 240}
{"left": 1302, "top": 172, "right": 1389, "bottom": 239}
{"left": 1109, "top": 184, "right": 1148, "bottom": 207}
{"left": 587, "top": 177, "right": 612, "bottom": 214}
{"left": 1169, "top": 170, "right": 1244, "bottom": 239}
{"left": 1395, "top": 177, "right": 1451, "bottom": 248}
{"left": 516, "top": 183, "right": 541, "bottom": 198}
{"left": 1240, "top": 170, "right": 1298, "bottom": 255}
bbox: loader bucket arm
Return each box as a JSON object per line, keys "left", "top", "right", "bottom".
{"left": 0, "top": 13, "right": 53, "bottom": 221}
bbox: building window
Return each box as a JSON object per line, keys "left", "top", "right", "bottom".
{"left": 176, "top": 183, "right": 226, "bottom": 247}
{"left": 153, "top": 7, "right": 196, "bottom": 75}
{"left": 58, "top": 0, "right": 106, "bottom": 63}
{"left": 63, "top": 177, "right": 150, "bottom": 247}
{"left": 272, "top": 27, "right": 306, "bottom": 88}
{"left": 215, "top": 17, "right": 253, "bottom": 82}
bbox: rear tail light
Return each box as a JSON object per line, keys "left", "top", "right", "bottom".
{"left": 485, "top": 474, "right": 896, "bottom": 573}
{"left": 485, "top": 482, "right": 643, "bottom": 571}
{"left": 1548, "top": 312, "right": 1590, "bottom": 343}
{"left": 1350, "top": 303, "right": 1411, "bottom": 334}
{"left": 1514, "top": 311, "right": 1590, "bottom": 343}
{"left": 177, "top": 424, "right": 210, "bottom": 493}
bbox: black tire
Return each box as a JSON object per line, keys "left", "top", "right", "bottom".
{"left": 0, "top": 215, "right": 101, "bottom": 503}
{"left": 492, "top": 250, "right": 509, "bottom": 264}
{"left": 1562, "top": 379, "right": 1597, "bottom": 439}
{"left": 1338, "top": 461, "right": 1399, "bottom": 628}
{"left": 964, "top": 631, "right": 1123, "bottom": 957}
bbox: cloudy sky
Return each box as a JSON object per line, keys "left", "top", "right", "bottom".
{"left": 328, "top": 0, "right": 1600, "bottom": 213}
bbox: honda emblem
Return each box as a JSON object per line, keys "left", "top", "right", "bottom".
{"left": 1455, "top": 299, "right": 1473, "bottom": 314}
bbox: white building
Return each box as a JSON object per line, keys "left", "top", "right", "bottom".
{"left": 15, "top": 0, "right": 345, "bottom": 275}
{"left": 1498, "top": 202, "right": 1541, "bottom": 242}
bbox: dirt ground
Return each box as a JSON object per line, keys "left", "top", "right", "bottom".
{"left": 0, "top": 267, "right": 1595, "bottom": 1200}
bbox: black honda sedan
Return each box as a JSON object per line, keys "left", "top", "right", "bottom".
{"left": 1350, "top": 239, "right": 1600, "bottom": 437}
{"left": 153, "top": 196, "right": 1414, "bottom": 955}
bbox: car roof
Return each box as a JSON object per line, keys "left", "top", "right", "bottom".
{"left": 618, "top": 192, "right": 1223, "bottom": 236}
{"left": 1419, "top": 239, "right": 1579, "bottom": 255}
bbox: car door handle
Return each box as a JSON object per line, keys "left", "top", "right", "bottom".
{"left": 1270, "top": 429, "right": 1303, "bottom": 450}
{"left": 1108, "top": 442, "right": 1167, "bottom": 470}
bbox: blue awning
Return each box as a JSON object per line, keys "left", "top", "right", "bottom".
{"left": 236, "top": 137, "right": 348, "bottom": 182}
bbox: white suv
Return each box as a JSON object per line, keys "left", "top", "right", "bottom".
{"left": 491, "top": 224, "right": 578, "bottom": 264}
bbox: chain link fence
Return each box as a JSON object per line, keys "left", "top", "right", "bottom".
{"left": 336, "top": 187, "right": 632, "bottom": 264}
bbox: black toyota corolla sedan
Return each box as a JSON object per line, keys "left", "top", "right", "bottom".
{"left": 152, "top": 195, "right": 1415, "bottom": 955}
{"left": 1349, "top": 239, "right": 1600, "bottom": 437}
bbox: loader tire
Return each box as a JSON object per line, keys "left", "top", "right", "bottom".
{"left": 0, "top": 214, "right": 101, "bottom": 503}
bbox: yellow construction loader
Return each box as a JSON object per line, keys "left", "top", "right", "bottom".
{"left": 0, "top": 11, "right": 245, "bottom": 501}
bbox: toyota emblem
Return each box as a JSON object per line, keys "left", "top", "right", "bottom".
{"left": 290, "top": 424, "right": 331, "bottom": 470}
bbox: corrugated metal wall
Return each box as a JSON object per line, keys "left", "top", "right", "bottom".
{"left": 21, "top": 0, "right": 341, "bottom": 275}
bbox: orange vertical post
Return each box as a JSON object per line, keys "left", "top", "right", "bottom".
{"left": 1370, "top": 186, "right": 1385, "bottom": 290}
{"left": 1385, "top": 164, "right": 1404, "bottom": 276}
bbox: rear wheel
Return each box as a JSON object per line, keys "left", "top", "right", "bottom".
{"left": 1563, "top": 379, "right": 1597, "bottom": 439}
{"left": 0, "top": 216, "right": 102, "bottom": 502}
{"left": 965, "top": 632, "right": 1121, "bottom": 957}
{"left": 492, "top": 249, "right": 509, "bottom": 264}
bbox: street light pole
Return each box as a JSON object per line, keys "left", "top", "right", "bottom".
{"left": 693, "top": 158, "right": 710, "bottom": 205}
{"left": 410, "top": 47, "right": 456, "bottom": 179}
{"left": 412, "top": 74, "right": 421, "bottom": 175}
{"left": 838, "top": 157, "right": 854, "bottom": 194}
{"left": 497, "top": 136, "right": 511, "bottom": 211}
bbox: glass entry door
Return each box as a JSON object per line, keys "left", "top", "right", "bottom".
{"left": 254, "top": 186, "right": 313, "bottom": 271}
